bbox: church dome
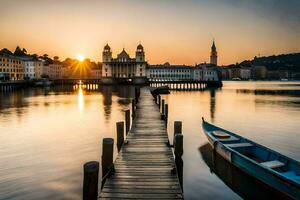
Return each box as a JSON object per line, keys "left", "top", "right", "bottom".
{"left": 137, "top": 43, "right": 144, "bottom": 50}
{"left": 104, "top": 44, "right": 111, "bottom": 51}
{"left": 117, "top": 48, "right": 130, "bottom": 59}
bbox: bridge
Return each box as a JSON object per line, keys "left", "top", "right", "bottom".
{"left": 0, "top": 78, "right": 222, "bottom": 92}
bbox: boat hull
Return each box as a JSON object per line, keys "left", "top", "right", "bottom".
{"left": 202, "top": 121, "right": 300, "bottom": 199}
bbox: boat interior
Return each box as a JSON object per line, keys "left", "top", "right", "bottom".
{"left": 210, "top": 129, "right": 300, "bottom": 185}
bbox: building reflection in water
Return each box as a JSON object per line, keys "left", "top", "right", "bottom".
{"left": 199, "top": 143, "right": 290, "bottom": 200}
{"left": 209, "top": 89, "right": 216, "bottom": 122}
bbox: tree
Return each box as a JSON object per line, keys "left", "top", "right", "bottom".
{"left": 31, "top": 54, "right": 38, "bottom": 60}
{"left": 53, "top": 56, "right": 59, "bottom": 61}
{"left": 0, "top": 48, "right": 13, "bottom": 55}
{"left": 14, "top": 46, "right": 26, "bottom": 56}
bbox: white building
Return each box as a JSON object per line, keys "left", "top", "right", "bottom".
{"left": 146, "top": 63, "right": 219, "bottom": 81}
{"left": 147, "top": 64, "right": 193, "bottom": 80}
{"left": 199, "top": 65, "right": 219, "bottom": 81}
{"left": 102, "top": 44, "right": 147, "bottom": 78}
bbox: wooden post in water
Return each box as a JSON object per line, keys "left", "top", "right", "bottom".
{"left": 161, "top": 99, "right": 165, "bottom": 120}
{"left": 116, "top": 122, "right": 124, "bottom": 152}
{"left": 135, "top": 87, "right": 140, "bottom": 103}
{"left": 83, "top": 161, "right": 99, "bottom": 200}
{"left": 158, "top": 95, "right": 161, "bottom": 107}
{"left": 132, "top": 99, "right": 136, "bottom": 119}
{"left": 174, "top": 134, "right": 183, "bottom": 160}
{"left": 161, "top": 99, "right": 165, "bottom": 114}
{"left": 102, "top": 138, "right": 114, "bottom": 178}
{"left": 174, "top": 121, "right": 182, "bottom": 136}
{"left": 165, "top": 104, "right": 168, "bottom": 121}
{"left": 125, "top": 109, "right": 130, "bottom": 135}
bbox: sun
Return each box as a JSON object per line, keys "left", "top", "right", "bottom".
{"left": 77, "top": 54, "right": 85, "bottom": 62}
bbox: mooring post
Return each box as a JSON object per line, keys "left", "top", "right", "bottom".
{"left": 165, "top": 104, "right": 168, "bottom": 122}
{"left": 116, "top": 122, "right": 124, "bottom": 152}
{"left": 173, "top": 121, "right": 182, "bottom": 146}
{"left": 135, "top": 88, "right": 138, "bottom": 103}
{"left": 132, "top": 99, "right": 136, "bottom": 119}
{"left": 135, "top": 87, "right": 140, "bottom": 103}
{"left": 174, "top": 121, "right": 182, "bottom": 136}
{"left": 125, "top": 109, "right": 130, "bottom": 135}
{"left": 174, "top": 134, "right": 183, "bottom": 160}
{"left": 161, "top": 99, "right": 165, "bottom": 114}
{"left": 102, "top": 138, "right": 114, "bottom": 178}
{"left": 83, "top": 161, "right": 99, "bottom": 200}
{"left": 158, "top": 95, "right": 161, "bottom": 107}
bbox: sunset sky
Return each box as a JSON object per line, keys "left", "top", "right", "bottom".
{"left": 0, "top": 0, "right": 299, "bottom": 65}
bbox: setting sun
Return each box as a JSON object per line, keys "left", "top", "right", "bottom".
{"left": 77, "top": 54, "right": 85, "bottom": 62}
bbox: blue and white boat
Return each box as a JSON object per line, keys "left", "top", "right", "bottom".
{"left": 202, "top": 118, "right": 300, "bottom": 199}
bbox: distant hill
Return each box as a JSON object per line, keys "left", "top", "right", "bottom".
{"left": 239, "top": 53, "right": 300, "bottom": 72}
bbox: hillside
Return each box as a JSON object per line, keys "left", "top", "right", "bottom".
{"left": 240, "top": 53, "right": 300, "bottom": 72}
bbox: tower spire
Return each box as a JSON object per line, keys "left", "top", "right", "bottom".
{"left": 210, "top": 39, "right": 218, "bottom": 66}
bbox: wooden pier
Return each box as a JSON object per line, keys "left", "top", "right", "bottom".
{"left": 99, "top": 88, "right": 183, "bottom": 199}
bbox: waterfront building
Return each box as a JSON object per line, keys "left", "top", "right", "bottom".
{"left": 251, "top": 65, "right": 267, "bottom": 80}
{"left": 210, "top": 40, "right": 218, "bottom": 66}
{"left": 90, "top": 63, "right": 102, "bottom": 79}
{"left": 225, "top": 66, "right": 251, "bottom": 80}
{"left": 0, "top": 53, "right": 24, "bottom": 80}
{"left": 240, "top": 67, "right": 251, "bottom": 80}
{"left": 48, "top": 63, "right": 63, "bottom": 79}
{"left": 34, "top": 60, "right": 44, "bottom": 79}
{"left": 147, "top": 63, "right": 193, "bottom": 80}
{"left": 218, "top": 67, "right": 230, "bottom": 80}
{"left": 22, "top": 57, "right": 43, "bottom": 79}
{"left": 196, "top": 64, "right": 219, "bottom": 81}
{"left": 101, "top": 43, "right": 147, "bottom": 83}
{"left": 24, "top": 59, "right": 35, "bottom": 79}
{"left": 147, "top": 63, "right": 219, "bottom": 81}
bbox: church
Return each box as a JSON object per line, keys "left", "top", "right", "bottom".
{"left": 101, "top": 43, "right": 147, "bottom": 84}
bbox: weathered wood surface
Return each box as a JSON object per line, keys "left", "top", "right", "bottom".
{"left": 99, "top": 88, "right": 183, "bottom": 199}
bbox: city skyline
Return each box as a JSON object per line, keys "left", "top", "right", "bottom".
{"left": 0, "top": 0, "right": 299, "bottom": 65}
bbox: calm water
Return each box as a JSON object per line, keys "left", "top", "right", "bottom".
{"left": 0, "top": 81, "right": 300, "bottom": 199}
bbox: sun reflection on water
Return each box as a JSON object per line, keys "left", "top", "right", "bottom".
{"left": 77, "top": 86, "right": 84, "bottom": 112}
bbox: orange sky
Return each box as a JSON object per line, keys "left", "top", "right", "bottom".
{"left": 0, "top": 0, "right": 299, "bottom": 65}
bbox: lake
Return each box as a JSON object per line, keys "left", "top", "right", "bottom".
{"left": 0, "top": 81, "right": 299, "bottom": 199}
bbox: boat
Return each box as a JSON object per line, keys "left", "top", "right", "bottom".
{"left": 201, "top": 118, "right": 300, "bottom": 199}
{"left": 34, "top": 78, "right": 52, "bottom": 86}
{"left": 199, "top": 143, "right": 289, "bottom": 199}
{"left": 281, "top": 78, "right": 289, "bottom": 81}
{"left": 150, "top": 85, "right": 170, "bottom": 96}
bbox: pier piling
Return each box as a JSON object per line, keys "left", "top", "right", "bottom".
{"left": 132, "top": 99, "right": 136, "bottom": 119}
{"left": 174, "top": 134, "right": 183, "bottom": 160}
{"left": 164, "top": 104, "right": 169, "bottom": 122}
{"left": 174, "top": 121, "right": 182, "bottom": 136}
{"left": 116, "top": 122, "right": 124, "bottom": 152}
{"left": 101, "top": 138, "right": 114, "bottom": 179}
{"left": 83, "top": 161, "right": 99, "bottom": 200}
{"left": 125, "top": 109, "right": 130, "bottom": 135}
